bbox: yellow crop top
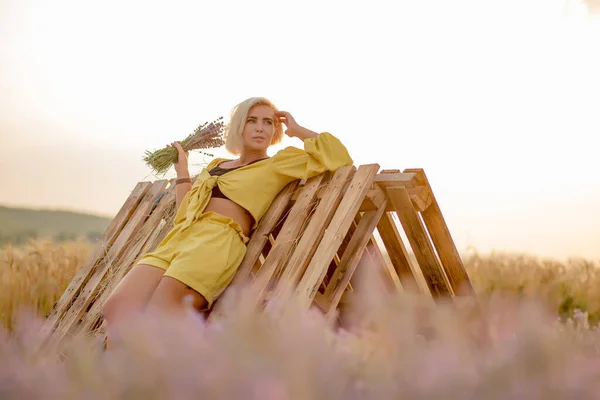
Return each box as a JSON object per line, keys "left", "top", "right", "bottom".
{"left": 173, "top": 132, "right": 353, "bottom": 232}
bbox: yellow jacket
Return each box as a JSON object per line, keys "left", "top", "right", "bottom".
{"left": 174, "top": 132, "right": 353, "bottom": 231}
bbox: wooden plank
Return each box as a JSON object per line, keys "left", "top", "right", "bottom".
{"left": 360, "top": 184, "right": 386, "bottom": 211}
{"left": 322, "top": 199, "right": 388, "bottom": 314}
{"left": 209, "top": 181, "right": 299, "bottom": 320}
{"left": 322, "top": 213, "right": 360, "bottom": 290}
{"left": 43, "top": 181, "right": 152, "bottom": 332}
{"left": 249, "top": 174, "right": 325, "bottom": 303}
{"left": 138, "top": 196, "right": 177, "bottom": 255}
{"left": 405, "top": 168, "right": 475, "bottom": 296}
{"left": 376, "top": 212, "right": 422, "bottom": 294}
{"left": 49, "top": 180, "right": 169, "bottom": 342}
{"left": 295, "top": 164, "right": 380, "bottom": 308}
{"left": 408, "top": 186, "right": 433, "bottom": 212}
{"left": 387, "top": 186, "right": 453, "bottom": 298}
{"left": 365, "top": 236, "right": 402, "bottom": 292}
{"left": 374, "top": 172, "right": 418, "bottom": 189}
{"left": 346, "top": 234, "right": 394, "bottom": 293}
{"left": 271, "top": 165, "right": 356, "bottom": 298}
{"left": 78, "top": 185, "right": 176, "bottom": 335}
{"left": 359, "top": 186, "right": 429, "bottom": 212}
{"left": 313, "top": 292, "right": 330, "bottom": 313}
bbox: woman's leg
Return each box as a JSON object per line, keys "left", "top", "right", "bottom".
{"left": 102, "top": 264, "right": 165, "bottom": 345}
{"left": 145, "top": 276, "right": 208, "bottom": 317}
{"left": 143, "top": 213, "right": 247, "bottom": 319}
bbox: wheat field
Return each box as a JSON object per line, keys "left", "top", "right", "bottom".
{"left": 2, "top": 239, "right": 599, "bottom": 330}
{"left": 2, "top": 239, "right": 600, "bottom": 398}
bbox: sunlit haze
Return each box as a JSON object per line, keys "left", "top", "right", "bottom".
{"left": 1, "top": 0, "right": 599, "bottom": 261}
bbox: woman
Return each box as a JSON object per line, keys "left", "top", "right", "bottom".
{"left": 102, "top": 97, "right": 353, "bottom": 338}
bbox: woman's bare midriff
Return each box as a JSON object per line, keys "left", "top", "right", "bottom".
{"left": 203, "top": 197, "right": 253, "bottom": 237}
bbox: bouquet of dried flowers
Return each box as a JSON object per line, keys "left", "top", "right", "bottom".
{"left": 143, "top": 117, "right": 226, "bottom": 175}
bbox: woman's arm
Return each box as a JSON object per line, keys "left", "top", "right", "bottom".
{"left": 271, "top": 112, "right": 353, "bottom": 181}
{"left": 175, "top": 176, "right": 192, "bottom": 210}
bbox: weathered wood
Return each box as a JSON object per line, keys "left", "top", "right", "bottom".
{"left": 49, "top": 180, "right": 169, "bottom": 342}
{"left": 345, "top": 227, "right": 397, "bottom": 294}
{"left": 360, "top": 184, "right": 387, "bottom": 211}
{"left": 296, "top": 164, "right": 380, "bottom": 308}
{"left": 387, "top": 186, "right": 453, "bottom": 298}
{"left": 359, "top": 185, "right": 430, "bottom": 212}
{"left": 138, "top": 195, "right": 177, "bottom": 255}
{"left": 250, "top": 174, "right": 325, "bottom": 303}
{"left": 374, "top": 172, "right": 419, "bottom": 189}
{"left": 323, "top": 199, "right": 388, "bottom": 314}
{"left": 313, "top": 292, "right": 331, "bottom": 313}
{"left": 365, "top": 236, "right": 401, "bottom": 292}
{"left": 405, "top": 168, "right": 474, "bottom": 296}
{"left": 78, "top": 185, "right": 177, "bottom": 335}
{"left": 322, "top": 213, "right": 360, "bottom": 290}
{"left": 271, "top": 166, "right": 356, "bottom": 297}
{"left": 44, "top": 181, "right": 152, "bottom": 332}
{"left": 408, "top": 186, "right": 433, "bottom": 212}
{"left": 376, "top": 212, "right": 422, "bottom": 294}
{"left": 48, "top": 162, "right": 475, "bottom": 343}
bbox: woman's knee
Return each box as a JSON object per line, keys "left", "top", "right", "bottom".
{"left": 102, "top": 264, "right": 165, "bottom": 324}
{"left": 102, "top": 293, "right": 124, "bottom": 325}
{"left": 102, "top": 291, "right": 140, "bottom": 326}
{"left": 146, "top": 276, "right": 208, "bottom": 315}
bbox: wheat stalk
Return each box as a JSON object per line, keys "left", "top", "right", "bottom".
{"left": 143, "top": 117, "right": 226, "bottom": 176}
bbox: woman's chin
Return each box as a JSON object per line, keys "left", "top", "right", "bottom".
{"left": 245, "top": 143, "right": 269, "bottom": 153}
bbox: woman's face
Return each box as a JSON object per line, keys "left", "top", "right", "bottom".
{"left": 241, "top": 104, "right": 276, "bottom": 153}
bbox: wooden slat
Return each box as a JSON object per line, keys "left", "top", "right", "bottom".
{"left": 138, "top": 198, "right": 177, "bottom": 255}
{"left": 374, "top": 172, "right": 418, "bottom": 188}
{"left": 295, "top": 164, "right": 380, "bottom": 307}
{"left": 405, "top": 168, "right": 474, "bottom": 296}
{"left": 43, "top": 181, "right": 152, "bottom": 332}
{"left": 78, "top": 185, "right": 176, "bottom": 335}
{"left": 408, "top": 186, "right": 433, "bottom": 212}
{"left": 365, "top": 236, "right": 401, "bottom": 292}
{"left": 249, "top": 174, "right": 325, "bottom": 303}
{"left": 376, "top": 212, "right": 421, "bottom": 293}
{"left": 387, "top": 186, "right": 453, "bottom": 298}
{"left": 209, "top": 181, "right": 299, "bottom": 320}
{"left": 322, "top": 213, "right": 360, "bottom": 290}
{"left": 49, "top": 180, "right": 169, "bottom": 342}
{"left": 360, "top": 184, "right": 386, "bottom": 211}
{"left": 271, "top": 165, "right": 356, "bottom": 298}
{"left": 346, "top": 232, "right": 396, "bottom": 295}
{"left": 359, "top": 185, "right": 429, "bottom": 212}
{"left": 313, "top": 292, "right": 330, "bottom": 313}
{"left": 322, "top": 199, "right": 388, "bottom": 314}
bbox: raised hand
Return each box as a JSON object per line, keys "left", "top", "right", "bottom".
{"left": 168, "top": 141, "right": 190, "bottom": 177}
{"left": 275, "top": 111, "right": 318, "bottom": 141}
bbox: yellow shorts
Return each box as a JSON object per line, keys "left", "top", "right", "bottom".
{"left": 137, "top": 211, "right": 249, "bottom": 309}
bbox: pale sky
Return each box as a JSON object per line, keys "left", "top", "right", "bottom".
{"left": 1, "top": 0, "right": 599, "bottom": 261}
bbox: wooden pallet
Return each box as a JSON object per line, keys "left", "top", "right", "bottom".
{"left": 42, "top": 164, "right": 474, "bottom": 345}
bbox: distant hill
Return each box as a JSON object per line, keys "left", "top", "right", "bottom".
{"left": 0, "top": 205, "right": 113, "bottom": 246}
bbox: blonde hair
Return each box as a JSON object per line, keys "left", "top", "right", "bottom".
{"left": 224, "top": 97, "right": 284, "bottom": 155}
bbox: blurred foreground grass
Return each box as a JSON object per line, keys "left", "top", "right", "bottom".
{"left": 2, "top": 239, "right": 600, "bottom": 398}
